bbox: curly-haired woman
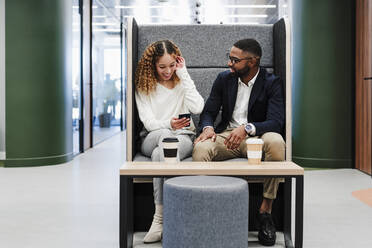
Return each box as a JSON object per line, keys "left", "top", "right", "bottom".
{"left": 135, "top": 40, "right": 204, "bottom": 243}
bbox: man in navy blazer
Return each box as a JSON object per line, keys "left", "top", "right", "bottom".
{"left": 193, "top": 39, "right": 285, "bottom": 247}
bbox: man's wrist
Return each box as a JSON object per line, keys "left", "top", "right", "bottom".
{"left": 203, "top": 126, "right": 214, "bottom": 132}
{"left": 244, "top": 123, "right": 255, "bottom": 136}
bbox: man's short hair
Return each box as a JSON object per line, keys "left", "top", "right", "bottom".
{"left": 233, "top": 39, "right": 262, "bottom": 57}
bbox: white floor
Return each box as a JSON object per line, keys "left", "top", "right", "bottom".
{"left": 0, "top": 132, "right": 371, "bottom": 248}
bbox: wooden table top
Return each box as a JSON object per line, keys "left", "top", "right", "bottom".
{"left": 120, "top": 161, "right": 304, "bottom": 176}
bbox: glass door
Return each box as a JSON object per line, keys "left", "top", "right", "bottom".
{"left": 72, "top": 0, "right": 82, "bottom": 154}
{"left": 92, "top": 0, "right": 122, "bottom": 145}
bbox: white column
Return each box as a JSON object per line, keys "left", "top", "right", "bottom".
{"left": 0, "top": 0, "right": 5, "bottom": 159}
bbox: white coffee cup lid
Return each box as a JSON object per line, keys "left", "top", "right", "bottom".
{"left": 246, "top": 138, "right": 264, "bottom": 145}
{"left": 162, "top": 137, "right": 179, "bottom": 143}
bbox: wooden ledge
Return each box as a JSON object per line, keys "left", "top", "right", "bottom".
{"left": 133, "top": 177, "right": 280, "bottom": 183}
{"left": 120, "top": 161, "right": 304, "bottom": 176}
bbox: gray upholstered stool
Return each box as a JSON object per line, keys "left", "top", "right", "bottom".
{"left": 163, "top": 176, "right": 249, "bottom": 248}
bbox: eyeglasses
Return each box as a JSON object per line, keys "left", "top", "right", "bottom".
{"left": 227, "top": 54, "right": 254, "bottom": 64}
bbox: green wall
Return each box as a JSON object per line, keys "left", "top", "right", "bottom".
{"left": 0, "top": 0, "right": 5, "bottom": 160}
{"left": 4, "top": 0, "right": 73, "bottom": 166}
{"left": 292, "top": 0, "right": 354, "bottom": 168}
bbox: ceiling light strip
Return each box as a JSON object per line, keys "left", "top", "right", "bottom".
{"left": 115, "top": 5, "right": 178, "bottom": 9}
{"left": 223, "top": 22, "right": 260, "bottom": 25}
{"left": 223, "top": 5, "right": 276, "bottom": 8}
{"left": 92, "top": 28, "right": 121, "bottom": 32}
{"left": 225, "top": 14, "right": 268, "bottom": 18}
{"left": 123, "top": 15, "right": 174, "bottom": 19}
{"left": 73, "top": 5, "right": 98, "bottom": 9}
{"left": 92, "top": 23, "right": 119, "bottom": 26}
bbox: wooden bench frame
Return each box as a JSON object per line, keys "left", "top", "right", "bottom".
{"left": 120, "top": 161, "right": 304, "bottom": 248}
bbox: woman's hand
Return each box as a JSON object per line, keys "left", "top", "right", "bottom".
{"left": 176, "top": 56, "right": 185, "bottom": 69}
{"left": 171, "top": 117, "right": 190, "bottom": 130}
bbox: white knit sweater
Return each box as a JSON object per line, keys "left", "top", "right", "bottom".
{"left": 135, "top": 66, "right": 204, "bottom": 133}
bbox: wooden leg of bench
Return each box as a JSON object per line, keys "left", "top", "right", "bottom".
{"left": 120, "top": 176, "right": 133, "bottom": 248}
{"left": 295, "top": 175, "right": 304, "bottom": 248}
{"left": 283, "top": 177, "right": 294, "bottom": 248}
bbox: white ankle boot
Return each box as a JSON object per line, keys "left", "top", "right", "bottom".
{"left": 143, "top": 205, "right": 163, "bottom": 243}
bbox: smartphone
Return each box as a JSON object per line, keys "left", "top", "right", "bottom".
{"left": 178, "top": 113, "right": 191, "bottom": 127}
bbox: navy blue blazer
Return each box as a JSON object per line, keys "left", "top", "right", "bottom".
{"left": 199, "top": 67, "right": 285, "bottom": 136}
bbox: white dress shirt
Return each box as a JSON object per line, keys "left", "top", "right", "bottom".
{"left": 228, "top": 69, "right": 260, "bottom": 135}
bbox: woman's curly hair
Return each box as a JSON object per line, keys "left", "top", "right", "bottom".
{"left": 135, "top": 40, "right": 182, "bottom": 95}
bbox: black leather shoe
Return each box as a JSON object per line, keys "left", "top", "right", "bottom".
{"left": 257, "top": 212, "right": 276, "bottom": 246}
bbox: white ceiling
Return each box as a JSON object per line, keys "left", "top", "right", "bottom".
{"left": 90, "top": 0, "right": 289, "bottom": 26}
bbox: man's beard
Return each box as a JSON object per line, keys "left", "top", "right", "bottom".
{"left": 230, "top": 66, "right": 250, "bottom": 77}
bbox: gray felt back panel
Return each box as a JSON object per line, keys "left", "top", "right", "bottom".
{"left": 188, "top": 68, "right": 227, "bottom": 127}
{"left": 138, "top": 24, "right": 273, "bottom": 68}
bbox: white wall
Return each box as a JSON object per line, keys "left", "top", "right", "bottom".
{"left": 0, "top": 0, "right": 5, "bottom": 159}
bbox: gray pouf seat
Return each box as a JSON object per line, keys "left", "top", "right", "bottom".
{"left": 163, "top": 176, "right": 249, "bottom": 248}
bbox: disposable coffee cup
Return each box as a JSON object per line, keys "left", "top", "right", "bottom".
{"left": 162, "top": 137, "right": 179, "bottom": 163}
{"left": 246, "top": 138, "right": 264, "bottom": 164}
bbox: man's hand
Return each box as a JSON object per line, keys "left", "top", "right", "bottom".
{"left": 171, "top": 117, "right": 190, "bottom": 130}
{"left": 224, "top": 125, "right": 247, "bottom": 150}
{"left": 194, "top": 127, "right": 216, "bottom": 144}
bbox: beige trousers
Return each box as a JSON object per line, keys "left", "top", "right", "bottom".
{"left": 192, "top": 130, "right": 285, "bottom": 199}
